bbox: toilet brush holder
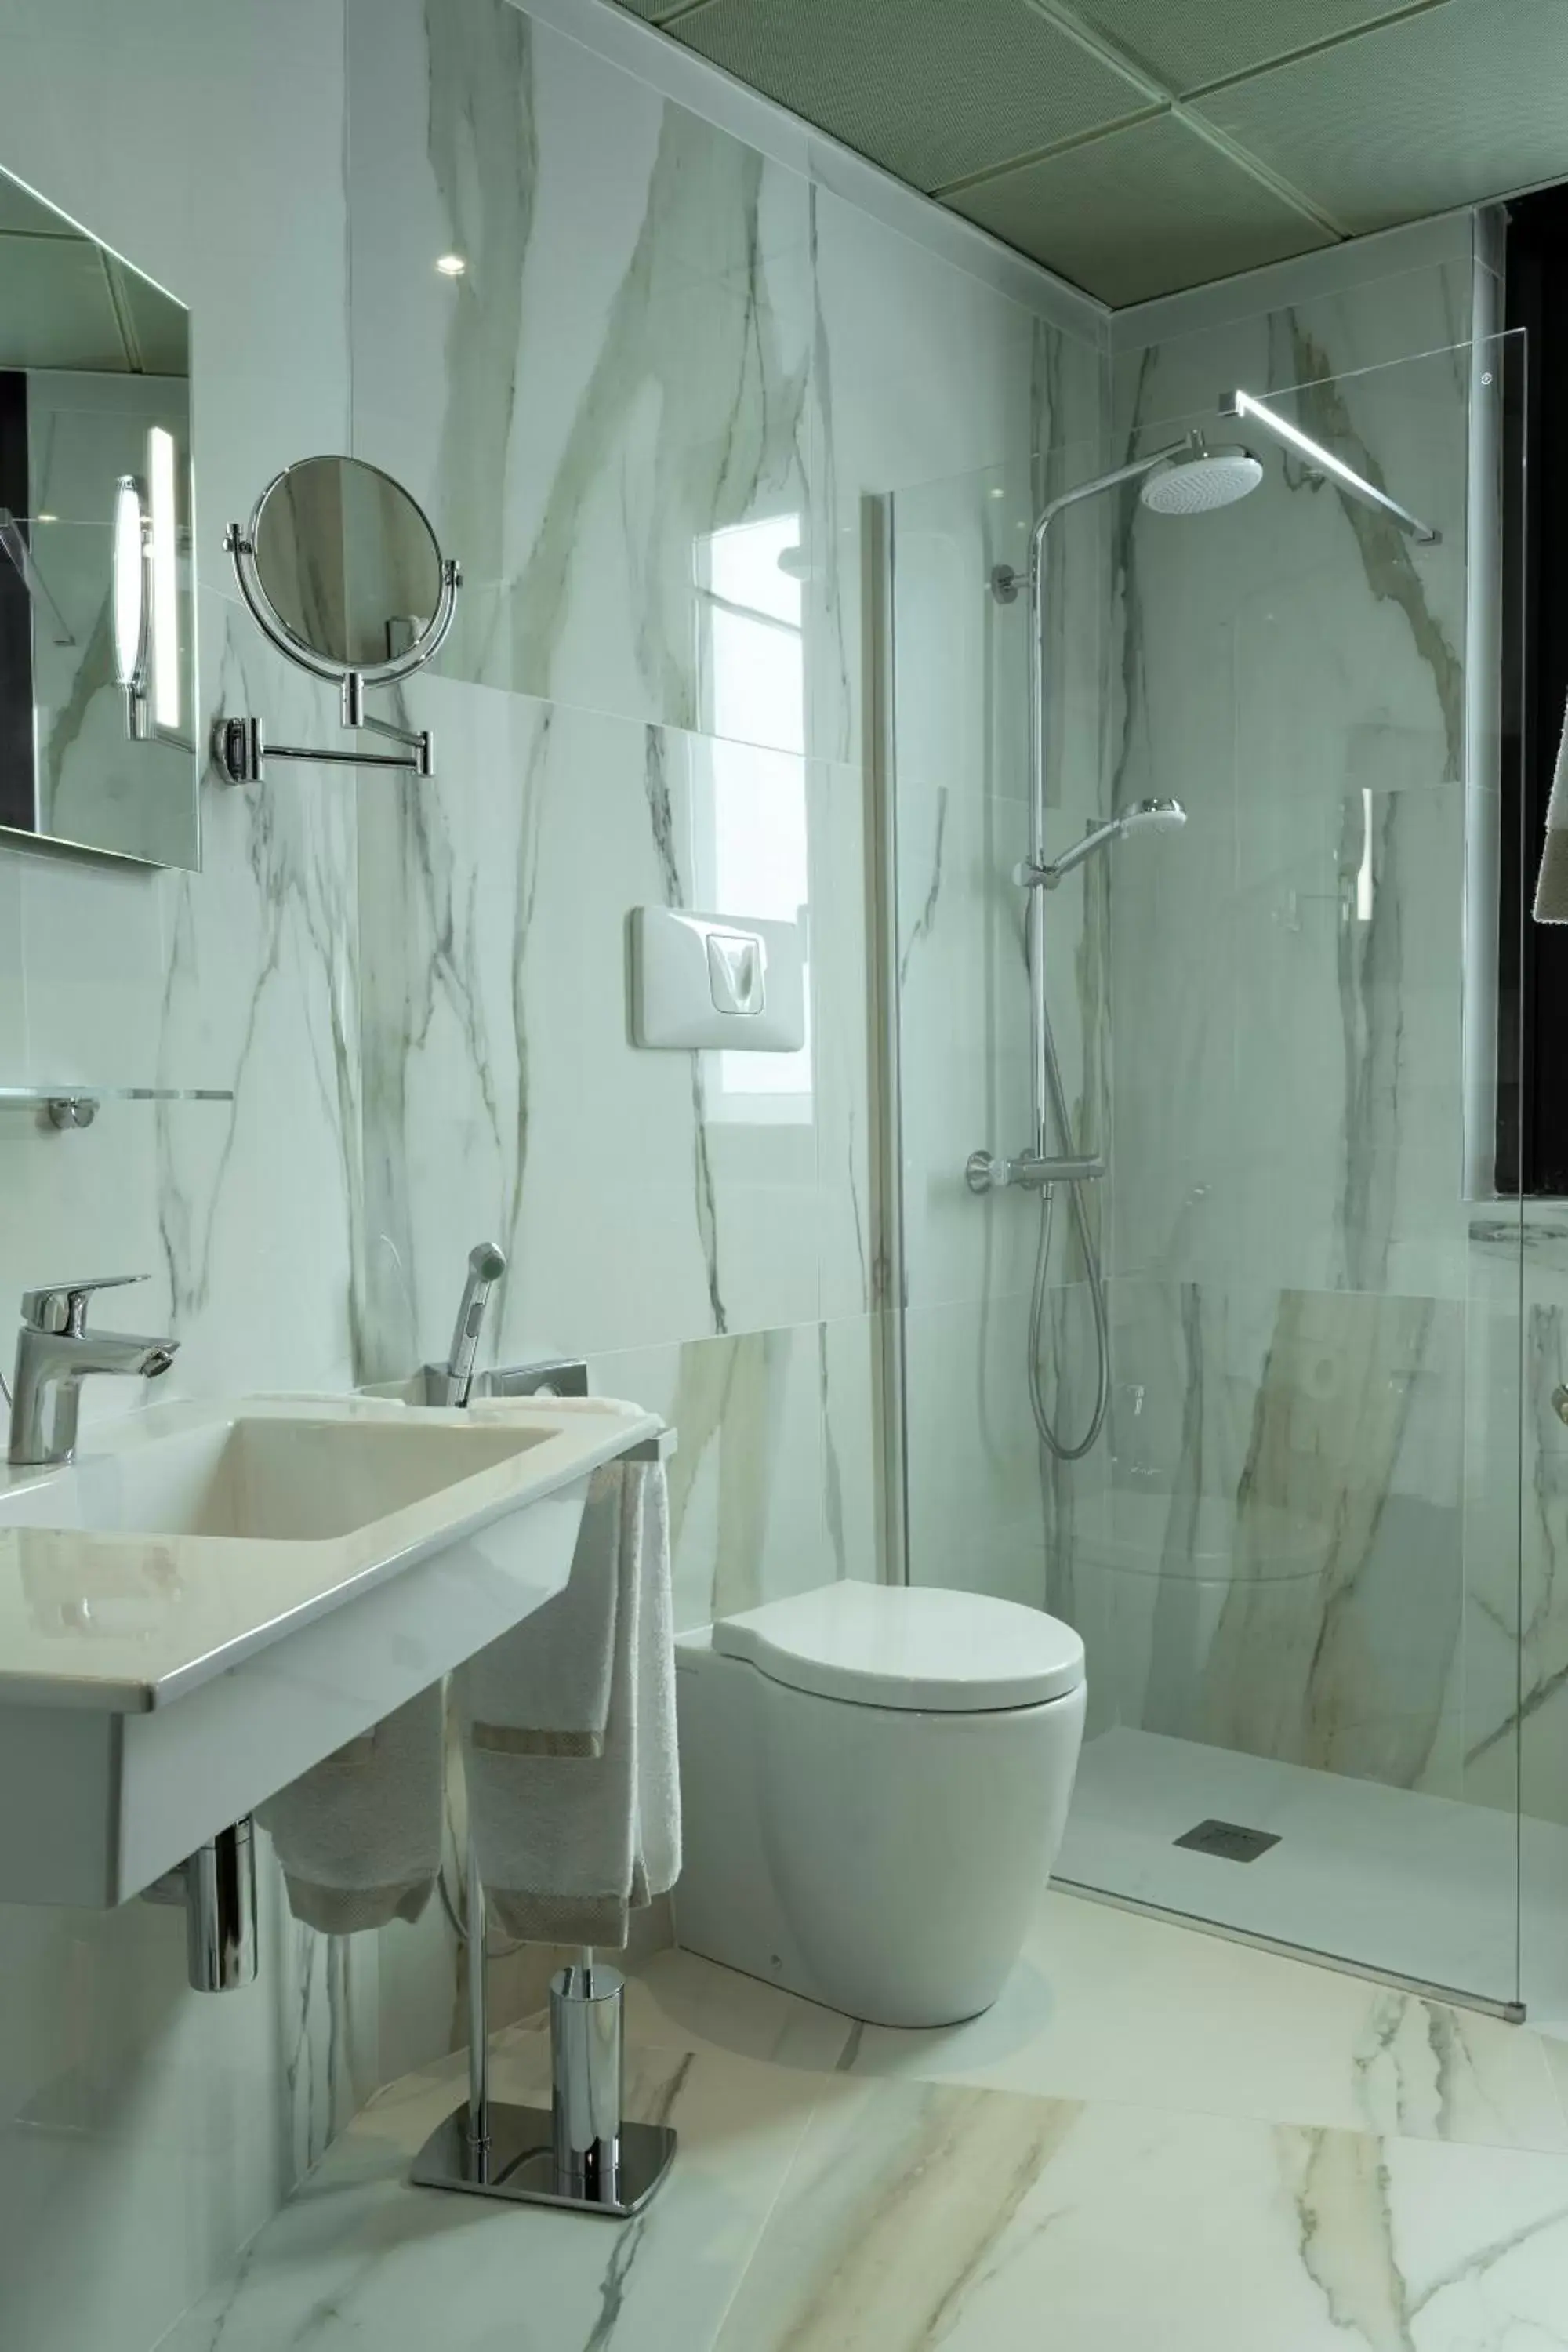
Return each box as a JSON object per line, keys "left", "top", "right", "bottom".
{"left": 409, "top": 1854, "right": 676, "bottom": 2217}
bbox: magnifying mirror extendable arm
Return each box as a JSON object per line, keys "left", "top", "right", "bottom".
{"left": 215, "top": 457, "right": 460, "bottom": 789}
{"left": 215, "top": 655, "right": 441, "bottom": 787}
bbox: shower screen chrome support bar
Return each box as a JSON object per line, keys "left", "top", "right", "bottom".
{"left": 1219, "top": 389, "right": 1439, "bottom": 545}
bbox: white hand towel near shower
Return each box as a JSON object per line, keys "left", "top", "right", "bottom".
{"left": 1534, "top": 698, "right": 1568, "bottom": 921}
{"left": 456, "top": 1457, "right": 679, "bottom": 1947}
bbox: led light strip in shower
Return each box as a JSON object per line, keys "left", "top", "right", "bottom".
{"left": 1219, "top": 387, "right": 1440, "bottom": 546}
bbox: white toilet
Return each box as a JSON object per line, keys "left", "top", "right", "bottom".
{"left": 673, "top": 1581, "right": 1086, "bottom": 2027}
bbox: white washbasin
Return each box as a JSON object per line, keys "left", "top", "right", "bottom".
{"left": 0, "top": 1392, "right": 663, "bottom": 1907}
{"left": 2, "top": 1413, "right": 553, "bottom": 1543}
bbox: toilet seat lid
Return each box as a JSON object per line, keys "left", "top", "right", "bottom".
{"left": 713, "top": 1582, "right": 1085, "bottom": 1712}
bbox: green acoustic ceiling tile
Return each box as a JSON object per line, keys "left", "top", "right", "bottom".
{"left": 948, "top": 113, "right": 1334, "bottom": 304}
{"left": 667, "top": 0, "right": 1153, "bottom": 192}
{"left": 1193, "top": 0, "right": 1568, "bottom": 234}
{"left": 1064, "top": 0, "right": 1437, "bottom": 96}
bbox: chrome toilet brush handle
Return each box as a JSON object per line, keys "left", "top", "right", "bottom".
{"left": 550, "top": 1947, "right": 627, "bottom": 2205}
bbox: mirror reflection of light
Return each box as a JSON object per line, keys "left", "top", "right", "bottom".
{"left": 111, "top": 472, "right": 145, "bottom": 697}
{"left": 697, "top": 514, "right": 812, "bottom": 1121}
{"left": 149, "top": 426, "right": 180, "bottom": 729}
{"left": 435, "top": 252, "right": 467, "bottom": 278}
{"left": 1356, "top": 786, "right": 1374, "bottom": 923}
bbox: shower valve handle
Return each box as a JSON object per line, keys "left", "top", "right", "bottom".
{"left": 966, "top": 1149, "right": 1105, "bottom": 1194}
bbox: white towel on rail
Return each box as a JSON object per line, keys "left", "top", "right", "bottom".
{"left": 456, "top": 1457, "right": 679, "bottom": 1947}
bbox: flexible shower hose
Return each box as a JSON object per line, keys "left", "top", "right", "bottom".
{"left": 1027, "top": 990, "right": 1110, "bottom": 1459}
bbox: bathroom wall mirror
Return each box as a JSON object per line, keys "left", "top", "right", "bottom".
{"left": 218, "top": 455, "right": 459, "bottom": 786}
{"left": 0, "top": 165, "right": 197, "bottom": 869}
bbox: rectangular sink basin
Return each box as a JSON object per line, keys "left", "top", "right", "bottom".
{"left": 0, "top": 1392, "right": 664, "bottom": 1907}
{"left": 32, "top": 1414, "right": 554, "bottom": 1542}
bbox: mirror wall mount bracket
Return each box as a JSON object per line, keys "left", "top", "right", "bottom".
{"left": 216, "top": 677, "right": 437, "bottom": 786}
{"left": 216, "top": 499, "right": 460, "bottom": 786}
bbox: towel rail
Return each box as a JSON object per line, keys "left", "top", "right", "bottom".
{"left": 408, "top": 1403, "right": 677, "bottom": 2218}
{"left": 409, "top": 1839, "right": 677, "bottom": 2216}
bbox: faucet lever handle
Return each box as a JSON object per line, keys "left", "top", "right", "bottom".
{"left": 20, "top": 1274, "right": 149, "bottom": 1337}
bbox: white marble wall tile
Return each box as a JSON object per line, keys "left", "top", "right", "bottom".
{"left": 814, "top": 236, "right": 1105, "bottom": 768}
{"left": 902, "top": 1289, "right": 1070, "bottom": 1609}
{"left": 815, "top": 1309, "right": 885, "bottom": 1584}
{"left": 347, "top": 0, "right": 815, "bottom": 755}
{"left": 1465, "top": 1210, "right": 1568, "bottom": 1854}
{"left": 1094, "top": 1277, "right": 1467, "bottom": 1791}
{"left": 357, "top": 675, "right": 829, "bottom": 1381}
{"left": 586, "top": 1321, "right": 830, "bottom": 1631}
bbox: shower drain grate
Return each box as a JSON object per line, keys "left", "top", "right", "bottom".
{"left": 1173, "top": 1818, "right": 1280, "bottom": 1864}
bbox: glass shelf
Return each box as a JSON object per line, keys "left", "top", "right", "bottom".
{"left": 0, "top": 1085, "right": 234, "bottom": 1131}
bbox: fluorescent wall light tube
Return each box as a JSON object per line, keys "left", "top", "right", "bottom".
{"left": 148, "top": 426, "right": 180, "bottom": 729}
{"left": 1220, "top": 388, "right": 1439, "bottom": 545}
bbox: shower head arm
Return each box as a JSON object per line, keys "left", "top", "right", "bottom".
{"left": 1028, "top": 433, "right": 1200, "bottom": 578}
{"left": 1018, "top": 819, "right": 1122, "bottom": 888}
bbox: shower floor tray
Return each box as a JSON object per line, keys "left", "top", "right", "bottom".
{"left": 1057, "top": 1728, "right": 1568, "bottom": 2025}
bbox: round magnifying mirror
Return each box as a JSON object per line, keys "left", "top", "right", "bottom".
{"left": 245, "top": 455, "right": 452, "bottom": 682}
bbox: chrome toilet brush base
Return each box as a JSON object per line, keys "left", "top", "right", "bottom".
{"left": 410, "top": 1852, "right": 677, "bottom": 2218}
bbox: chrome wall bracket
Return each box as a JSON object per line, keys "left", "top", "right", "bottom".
{"left": 215, "top": 671, "right": 437, "bottom": 787}
{"left": 410, "top": 1847, "right": 677, "bottom": 2218}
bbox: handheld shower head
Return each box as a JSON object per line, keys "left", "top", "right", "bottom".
{"left": 1140, "top": 445, "right": 1261, "bottom": 516}
{"left": 445, "top": 1240, "right": 507, "bottom": 1406}
{"left": 1119, "top": 796, "right": 1188, "bottom": 837}
{"left": 1018, "top": 798, "right": 1189, "bottom": 889}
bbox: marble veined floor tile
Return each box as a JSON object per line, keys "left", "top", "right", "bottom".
{"left": 158, "top": 2021, "right": 822, "bottom": 2352}
{"left": 713, "top": 2078, "right": 1568, "bottom": 2351}
{"left": 843, "top": 1889, "right": 1568, "bottom": 2157}
{"left": 622, "top": 1945, "right": 855, "bottom": 2073}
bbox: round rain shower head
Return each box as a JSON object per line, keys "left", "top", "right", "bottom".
{"left": 1121, "top": 797, "right": 1187, "bottom": 836}
{"left": 1139, "top": 445, "right": 1262, "bottom": 517}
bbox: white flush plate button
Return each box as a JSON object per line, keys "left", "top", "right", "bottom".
{"left": 631, "top": 906, "right": 804, "bottom": 1051}
{"left": 706, "top": 929, "right": 765, "bottom": 1014}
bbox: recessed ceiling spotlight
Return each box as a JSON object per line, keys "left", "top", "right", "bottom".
{"left": 435, "top": 253, "right": 467, "bottom": 278}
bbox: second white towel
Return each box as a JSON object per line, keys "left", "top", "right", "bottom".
{"left": 456, "top": 1457, "right": 680, "bottom": 1947}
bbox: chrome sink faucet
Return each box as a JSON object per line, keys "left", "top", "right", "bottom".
{"left": 9, "top": 1276, "right": 179, "bottom": 1467}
